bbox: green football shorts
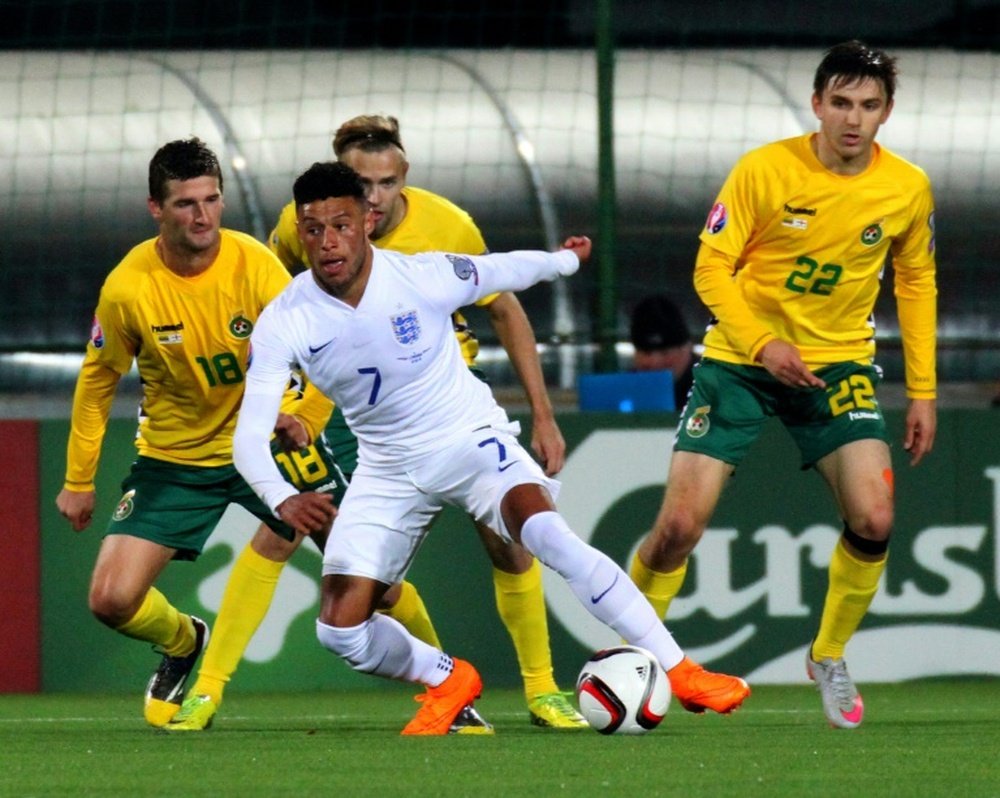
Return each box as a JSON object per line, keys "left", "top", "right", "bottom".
{"left": 105, "top": 435, "right": 348, "bottom": 560}
{"left": 674, "top": 358, "right": 889, "bottom": 469}
{"left": 105, "top": 456, "right": 295, "bottom": 560}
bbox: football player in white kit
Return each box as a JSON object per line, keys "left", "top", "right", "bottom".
{"left": 233, "top": 161, "right": 750, "bottom": 735}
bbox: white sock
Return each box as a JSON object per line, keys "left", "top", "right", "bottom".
{"left": 520, "top": 511, "right": 684, "bottom": 670}
{"left": 316, "top": 615, "right": 454, "bottom": 685}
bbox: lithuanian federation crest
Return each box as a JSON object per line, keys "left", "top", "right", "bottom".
{"left": 391, "top": 309, "right": 421, "bottom": 344}
{"left": 112, "top": 489, "right": 136, "bottom": 521}
{"left": 860, "top": 222, "right": 883, "bottom": 247}
{"left": 685, "top": 405, "right": 711, "bottom": 438}
{"left": 229, "top": 314, "right": 253, "bottom": 339}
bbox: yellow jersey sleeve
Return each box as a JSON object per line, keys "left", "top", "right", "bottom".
{"left": 63, "top": 359, "right": 125, "bottom": 492}
{"left": 268, "top": 200, "right": 308, "bottom": 274}
{"left": 693, "top": 243, "right": 776, "bottom": 362}
{"left": 891, "top": 175, "right": 937, "bottom": 398}
{"left": 282, "top": 381, "right": 335, "bottom": 443}
{"left": 64, "top": 243, "right": 151, "bottom": 491}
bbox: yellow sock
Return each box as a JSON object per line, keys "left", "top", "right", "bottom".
{"left": 189, "top": 545, "right": 284, "bottom": 706}
{"left": 629, "top": 553, "right": 687, "bottom": 620}
{"left": 812, "top": 539, "right": 887, "bottom": 661}
{"left": 380, "top": 580, "right": 441, "bottom": 649}
{"left": 492, "top": 560, "right": 559, "bottom": 700}
{"left": 116, "top": 587, "right": 193, "bottom": 655}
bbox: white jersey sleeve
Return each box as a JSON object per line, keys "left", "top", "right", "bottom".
{"left": 414, "top": 248, "right": 579, "bottom": 312}
{"left": 233, "top": 314, "right": 301, "bottom": 513}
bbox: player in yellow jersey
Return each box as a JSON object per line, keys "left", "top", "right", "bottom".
{"left": 629, "top": 41, "right": 937, "bottom": 729}
{"left": 55, "top": 138, "right": 334, "bottom": 730}
{"left": 169, "top": 115, "right": 585, "bottom": 733}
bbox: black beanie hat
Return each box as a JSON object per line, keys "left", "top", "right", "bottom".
{"left": 630, "top": 294, "right": 691, "bottom": 351}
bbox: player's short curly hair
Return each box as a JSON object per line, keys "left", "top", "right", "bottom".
{"left": 147, "top": 137, "right": 222, "bottom": 204}
{"left": 813, "top": 40, "right": 898, "bottom": 103}
{"left": 293, "top": 161, "right": 367, "bottom": 207}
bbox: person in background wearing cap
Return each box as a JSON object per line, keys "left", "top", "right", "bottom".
{"left": 629, "top": 293, "right": 698, "bottom": 410}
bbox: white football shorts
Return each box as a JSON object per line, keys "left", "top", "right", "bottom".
{"left": 321, "top": 423, "right": 561, "bottom": 584}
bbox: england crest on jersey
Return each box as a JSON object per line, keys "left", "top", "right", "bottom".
{"left": 391, "top": 309, "right": 421, "bottom": 344}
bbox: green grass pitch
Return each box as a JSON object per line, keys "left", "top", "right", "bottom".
{"left": 2, "top": 681, "right": 997, "bottom": 797}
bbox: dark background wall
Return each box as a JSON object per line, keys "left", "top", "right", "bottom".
{"left": 4, "top": 1, "right": 998, "bottom": 49}
{"left": 1, "top": 1, "right": 996, "bottom": 393}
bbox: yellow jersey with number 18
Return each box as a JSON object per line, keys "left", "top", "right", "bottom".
{"left": 64, "top": 229, "right": 329, "bottom": 490}
{"left": 696, "top": 133, "right": 937, "bottom": 398}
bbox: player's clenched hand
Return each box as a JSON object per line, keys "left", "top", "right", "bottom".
{"left": 560, "top": 236, "right": 592, "bottom": 265}
{"left": 274, "top": 412, "right": 310, "bottom": 452}
{"left": 56, "top": 488, "right": 96, "bottom": 532}
{"left": 531, "top": 415, "right": 566, "bottom": 476}
{"left": 903, "top": 398, "right": 936, "bottom": 466}
{"left": 276, "top": 492, "right": 336, "bottom": 537}
{"left": 757, "top": 340, "right": 826, "bottom": 390}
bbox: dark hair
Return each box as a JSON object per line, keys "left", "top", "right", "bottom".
{"left": 630, "top": 294, "right": 691, "bottom": 351}
{"left": 293, "top": 161, "right": 367, "bottom": 206}
{"left": 147, "top": 137, "right": 222, "bottom": 204}
{"left": 333, "top": 114, "right": 406, "bottom": 158}
{"left": 813, "top": 40, "right": 898, "bottom": 102}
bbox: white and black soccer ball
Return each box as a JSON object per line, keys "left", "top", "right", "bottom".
{"left": 575, "top": 645, "right": 671, "bottom": 734}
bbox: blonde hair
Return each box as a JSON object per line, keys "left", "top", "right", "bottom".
{"left": 333, "top": 114, "right": 406, "bottom": 158}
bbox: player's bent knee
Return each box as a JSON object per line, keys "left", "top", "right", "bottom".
{"left": 88, "top": 589, "right": 137, "bottom": 629}
{"left": 520, "top": 511, "right": 595, "bottom": 580}
{"left": 500, "top": 483, "right": 556, "bottom": 541}
{"left": 665, "top": 505, "right": 701, "bottom": 538}
{"left": 846, "top": 503, "right": 894, "bottom": 543}
{"left": 652, "top": 507, "right": 702, "bottom": 555}
{"left": 866, "top": 503, "right": 894, "bottom": 540}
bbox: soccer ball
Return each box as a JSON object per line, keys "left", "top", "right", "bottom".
{"left": 575, "top": 645, "right": 670, "bottom": 734}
